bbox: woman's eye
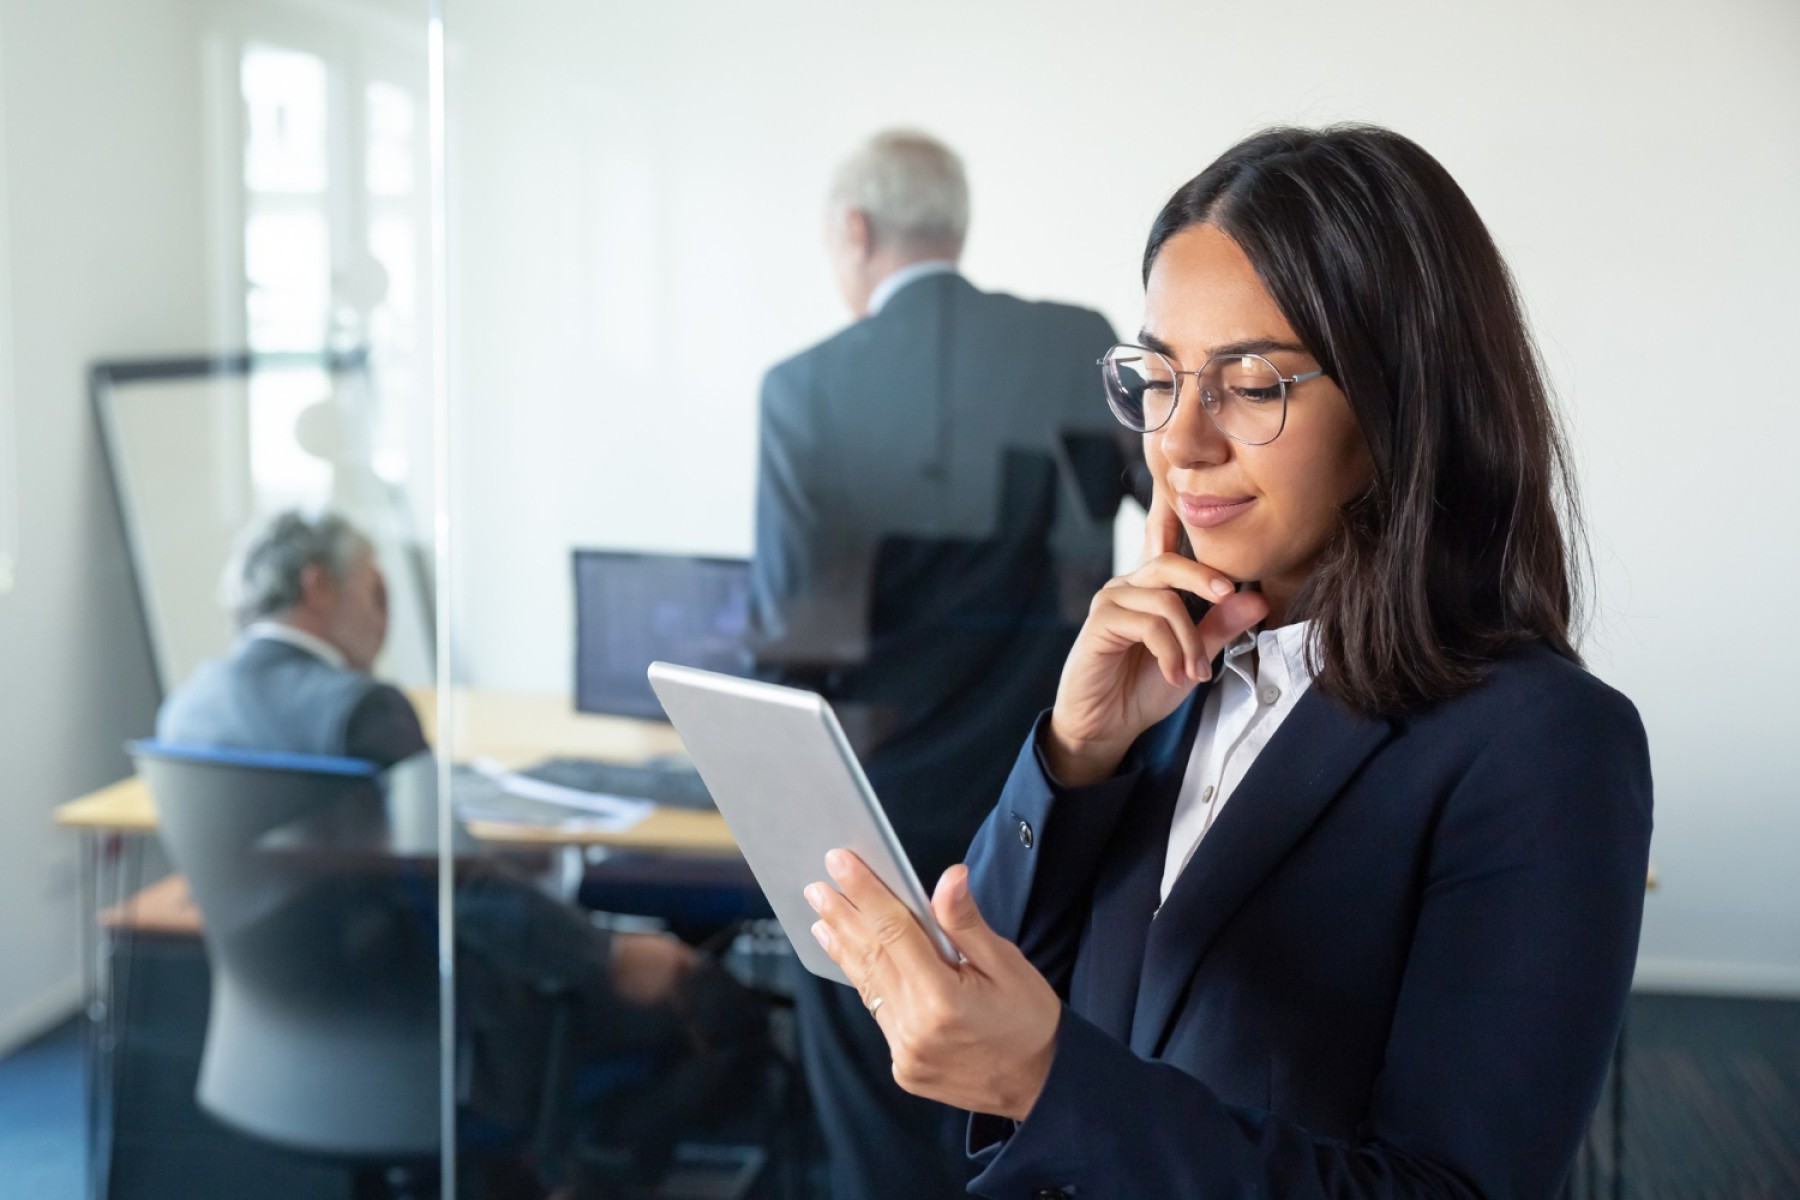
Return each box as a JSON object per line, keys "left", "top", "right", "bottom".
{"left": 1231, "top": 386, "right": 1282, "bottom": 404}
{"left": 1143, "top": 380, "right": 1174, "bottom": 392}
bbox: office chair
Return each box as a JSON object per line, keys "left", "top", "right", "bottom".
{"left": 129, "top": 741, "right": 441, "bottom": 1195}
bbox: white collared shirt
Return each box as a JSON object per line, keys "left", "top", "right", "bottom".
{"left": 246, "top": 620, "right": 350, "bottom": 672}
{"left": 1158, "top": 620, "right": 1316, "bottom": 904}
{"left": 866, "top": 258, "right": 958, "bottom": 316}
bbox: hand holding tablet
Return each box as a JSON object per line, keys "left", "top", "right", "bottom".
{"left": 646, "top": 661, "right": 957, "bottom": 984}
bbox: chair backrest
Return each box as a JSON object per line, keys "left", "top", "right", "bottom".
{"left": 130, "top": 740, "right": 441, "bottom": 1159}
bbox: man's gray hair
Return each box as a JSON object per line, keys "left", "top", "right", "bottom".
{"left": 225, "top": 509, "right": 370, "bottom": 629}
{"left": 829, "top": 130, "right": 969, "bottom": 257}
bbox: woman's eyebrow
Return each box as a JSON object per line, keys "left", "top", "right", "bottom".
{"left": 1136, "top": 329, "right": 1177, "bottom": 356}
{"left": 1136, "top": 331, "right": 1311, "bottom": 360}
{"left": 1210, "top": 337, "right": 1311, "bottom": 358}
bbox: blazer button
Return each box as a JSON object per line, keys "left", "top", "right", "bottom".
{"left": 1017, "top": 819, "right": 1034, "bottom": 849}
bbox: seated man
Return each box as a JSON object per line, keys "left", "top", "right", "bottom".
{"left": 158, "top": 509, "right": 722, "bottom": 1191}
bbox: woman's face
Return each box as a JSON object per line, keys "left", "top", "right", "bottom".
{"left": 1141, "top": 223, "right": 1372, "bottom": 613}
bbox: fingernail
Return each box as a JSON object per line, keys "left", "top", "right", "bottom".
{"left": 825, "top": 849, "right": 849, "bottom": 877}
{"left": 804, "top": 884, "right": 824, "bottom": 912}
{"left": 811, "top": 921, "right": 833, "bottom": 951}
{"left": 1197, "top": 661, "right": 1212, "bottom": 682}
{"left": 1210, "top": 578, "right": 1234, "bottom": 597}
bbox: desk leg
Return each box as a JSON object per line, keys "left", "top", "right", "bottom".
{"left": 82, "top": 832, "right": 143, "bottom": 1200}
{"left": 79, "top": 831, "right": 100, "bottom": 1200}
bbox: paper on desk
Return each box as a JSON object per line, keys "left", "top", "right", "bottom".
{"left": 454, "top": 800, "right": 642, "bottom": 836}
{"left": 462, "top": 758, "right": 653, "bottom": 832}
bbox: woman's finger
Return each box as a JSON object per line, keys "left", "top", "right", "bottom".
{"left": 1124, "top": 553, "right": 1238, "bottom": 603}
{"left": 824, "top": 850, "right": 958, "bottom": 982}
{"left": 929, "top": 865, "right": 1013, "bottom": 970}
{"left": 1086, "top": 604, "right": 1198, "bottom": 687}
{"left": 1140, "top": 493, "right": 1186, "bottom": 564}
{"left": 805, "top": 874, "right": 886, "bottom": 1000}
{"left": 1195, "top": 590, "right": 1271, "bottom": 663}
{"left": 1095, "top": 585, "right": 1206, "bottom": 679}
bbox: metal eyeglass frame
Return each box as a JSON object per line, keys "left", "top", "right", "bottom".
{"left": 1098, "top": 344, "right": 1326, "bottom": 445}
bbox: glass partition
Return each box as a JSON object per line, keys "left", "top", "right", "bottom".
{"left": 37, "top": 3, "right": 446, "bottom": 1198}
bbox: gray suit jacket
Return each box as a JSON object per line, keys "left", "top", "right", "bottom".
{"left": 751, "top": 272, "right": 1127, "bottom": 883}
{"left": 157, "top": 636, "right": 428, "bottom": 768}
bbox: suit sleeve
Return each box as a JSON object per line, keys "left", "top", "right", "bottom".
{"left": 343, "top": 684, "right": 430, "bottom": 768}
{"left": 968, "top": 685, "right": 1654, "bottom": 1200}
{"left": 966, "top": 712, "right": 1144, "bottom": 995}
{"left": 748, "top": 360, "right": 870, "bottom": 678}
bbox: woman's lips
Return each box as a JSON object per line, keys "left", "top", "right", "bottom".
{"left": 1176, "top": 493, "right": 1256, "bottom": 529}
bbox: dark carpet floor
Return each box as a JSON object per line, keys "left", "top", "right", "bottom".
{"left": 1609, "top": 992, "right": 1800, "bottom": 1199}
{"left": 2, "top": 993, "right": 1795, "bottom": 1199}
{"left": 0, "top": 1015, "right": 83, "bottom": 1199}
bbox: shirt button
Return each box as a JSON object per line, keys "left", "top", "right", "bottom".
{"left": 1018, "top": 819, "right": 1034, "bottom": 849}
{"left": 1261, "top": 685, "right": 1281, "bottom": 705}
{"left": 1200, "top": 785, "right": 1215, "bottom": 805}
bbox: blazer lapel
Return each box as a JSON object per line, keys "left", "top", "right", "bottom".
{"left": 1071, "top": 685, "right": 1209, "bottom": 1041}
{"left": 1128, "top": 688, "right": 1394, "bottom": 1057}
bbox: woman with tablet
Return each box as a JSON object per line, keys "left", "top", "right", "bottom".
{"left": 802, "top": 124, "right": 1652, "bottom": 1197}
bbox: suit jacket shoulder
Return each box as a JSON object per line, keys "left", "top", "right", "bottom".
{"left": 764, "top": 277, "right": 1113, "bottom": 387}
{"left": 157, "top": 638, "right": 426, "bottom": 768}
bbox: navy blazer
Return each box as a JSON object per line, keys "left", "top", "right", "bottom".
{"left": 964, "top": 641, "right": 1652, "bottom": 1199}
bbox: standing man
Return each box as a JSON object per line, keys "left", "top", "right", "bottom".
{"left": 751, "top": 131, "right": 1130, "bottom": 1198}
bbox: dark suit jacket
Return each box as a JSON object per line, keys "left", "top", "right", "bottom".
{"left": 752, "top": 272, "right": 1127, "bottom": 885}
{"left": 964, "top": 642, "right": 1653, "bottom": 1198}
{"left": 157, "top": 635, "right": 427, "bottom": 768}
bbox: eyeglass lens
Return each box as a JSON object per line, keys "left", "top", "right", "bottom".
{"left": 1100, "top": 345, "right": 1288, "bottom": 445}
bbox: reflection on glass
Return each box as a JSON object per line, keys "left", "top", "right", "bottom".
{"left": 365, "top": 80, "right": 417, "bottom": 197}
{"left": 241, "top": 45, "right": 328, "bottom": 195}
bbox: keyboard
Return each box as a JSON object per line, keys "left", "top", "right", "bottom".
{"left": 517, "top": 757, "right": 716, "bottom": 811}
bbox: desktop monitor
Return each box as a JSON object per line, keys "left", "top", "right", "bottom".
{"left": 573, "top": 550, "right": 754, "bottom": 720}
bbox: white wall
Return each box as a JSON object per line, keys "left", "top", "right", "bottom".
{"left": 444, "top": 0, "right": 1800, "bottom": 995}
{"left": 0, "top": 0, "right": 210, "bottom": 1050}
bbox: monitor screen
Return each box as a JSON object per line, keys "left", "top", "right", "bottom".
{"left": 573, "top": 550, "right": 754, "bottom": 720}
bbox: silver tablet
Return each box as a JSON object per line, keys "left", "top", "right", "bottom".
{"left": 646, "top": 661, "right": 957, "bottom": 984}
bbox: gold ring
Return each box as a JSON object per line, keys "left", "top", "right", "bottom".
{"left": 869, "top": 996, "right": 884, "bottom": 1016}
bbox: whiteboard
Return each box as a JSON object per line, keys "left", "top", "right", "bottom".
{"left": 95, "top": 353, "right": 434, "bottom": 694}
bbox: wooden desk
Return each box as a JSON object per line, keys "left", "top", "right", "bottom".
{"left": 54, "top": 687, "right": 738, "bottom": 856}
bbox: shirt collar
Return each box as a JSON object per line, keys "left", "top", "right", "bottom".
{"left": 246, "top": 620, "right": 350, "bottom": 671}
{"left": 866, "top": 259, "right": 958, "bottom": 316}
{"left": 1222, "top": 619, "right": 1314, "bottom": 692}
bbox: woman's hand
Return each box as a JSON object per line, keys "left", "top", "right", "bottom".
{"left": 1046, "top": 496, "right": 1269, "bottom": 785}
{"left": 805, "top": 851, "right": 1061, "bottom": 1121}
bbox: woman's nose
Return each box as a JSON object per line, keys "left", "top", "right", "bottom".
{"left": 1157, "top": 388, "right": 1231, "bottom": 469}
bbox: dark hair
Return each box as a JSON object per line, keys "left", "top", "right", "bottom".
{"left": 1145, "top": 125, "right": 1583, "bottom": 716}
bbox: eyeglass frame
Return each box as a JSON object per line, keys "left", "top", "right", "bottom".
{"left": 1097, "top": 343, "right": 1327, "bottom": 445}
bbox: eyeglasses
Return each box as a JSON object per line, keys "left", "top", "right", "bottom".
{"left": 1098, "top": 343, "right": 1326, "bottom": 445}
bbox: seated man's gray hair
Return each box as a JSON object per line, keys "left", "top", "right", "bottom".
{"left": 829, "top": 130, "right": 970, "bottom": 257}
{"left": 224, "top": 509, "right": 370, "bottom": 629}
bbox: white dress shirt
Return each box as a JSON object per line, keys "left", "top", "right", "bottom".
{"left": 245, "top": 620, "right": 349, "bottom": 671}
{"left": 1158, "top": 620, "right": 1315, "bottom": 905}
{"left": 866, "top": 258, "right": 958, "bottom": 316}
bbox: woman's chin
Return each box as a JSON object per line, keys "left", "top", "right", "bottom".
{"left": 1182, "top": 532, "right": 1259, "bottom": 581}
